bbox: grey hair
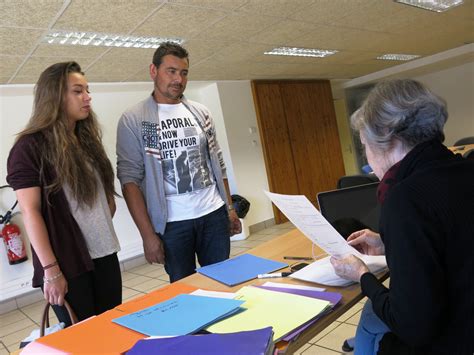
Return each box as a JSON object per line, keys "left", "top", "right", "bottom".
{"left": 351, "top": 79, "right": 448, "bottom": 151}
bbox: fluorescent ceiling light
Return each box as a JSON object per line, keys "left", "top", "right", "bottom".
{"left": 394, "top": 0, "right": 463, "bottom": 12}
{"left": 377, "top": 54, "right": 421, "bottom": 61}
{"left": 264, "top": 47, "right": 338, "bottom": 58}
{"left": 43, "top": 30, "right": 183, "bottom": 48}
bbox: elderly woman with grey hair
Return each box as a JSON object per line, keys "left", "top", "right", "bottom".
{"left": 330, "top": 79, "right": 474, "bottom": 355}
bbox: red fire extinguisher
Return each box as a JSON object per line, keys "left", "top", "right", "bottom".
{"left": 1, "top": 185, "right": 28, "bottom": 265}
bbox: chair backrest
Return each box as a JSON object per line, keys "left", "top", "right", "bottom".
{"left": 337, "top": 174, "right": 379, "bottom": 189}
{"left": 453, "top": 136, "right": 474, "bottom": 146}
{"left": 463, "top": 148, "right": 474, "bottom": 160}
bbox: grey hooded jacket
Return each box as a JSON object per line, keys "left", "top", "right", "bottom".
{"left": 116, "top": 94, "right": 228, "bottom": 235}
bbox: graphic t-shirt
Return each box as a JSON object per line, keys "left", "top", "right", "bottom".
{"left": 157, "top": 103, "right": 223, "bottom": 221}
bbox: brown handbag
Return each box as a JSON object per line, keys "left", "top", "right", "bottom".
{"left": 40, "top": 301, "right": 78, "bottom": 337}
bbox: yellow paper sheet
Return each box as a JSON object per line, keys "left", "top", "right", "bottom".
{"left": 206, "top": 286, "right": 329, "bottom": 341}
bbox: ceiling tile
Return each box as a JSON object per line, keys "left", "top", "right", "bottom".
{"left": 132, "top": 3, "right": 227, "bottom": 39}
{"left": 0, "top": 28, "right": 43, "bottom": 55}
{"left": 168, "top": 0, "right": 246, "bottom": 11}
{"left": 195, "top": 12, "right": 280, "bottom": 42}
{"left": 0, "top": 55, "right": 25, "bottom": 78}
{"left": 0, "top": 0, "right": 64, "bottom": 28}
{"left": 53, "top": 0, "right": 162, "bottom": 33}
{"left": 15, "top": 56, "right": 95, "bottom": 78}
{"left": 32, "top": 44, "right": 108, "bottom": 58}
{"left": 9, "top": 76, "right": 42, "bottom": 84}
{"left": 210, "top": 42, "right": 271, "bottom": 63}
{"left": 248, "top": 19, "right": 318, "bottom": 45}
{"left": 289, "top": 0, "right": 375, "bottom": 25}
{"left": 183, "top": 39, "right": 232, "bottom": 64}
{"left": 84, "top": 47, "right": 155, "bottom": 81}
{"left": 237, "top": 0, "right": 315, "bottom": 19}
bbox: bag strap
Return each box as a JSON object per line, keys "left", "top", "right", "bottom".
{"left": 40, "top": 301, "right": 78, "bottom": 337}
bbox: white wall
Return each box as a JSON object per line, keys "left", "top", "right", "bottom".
{"left": 0, "top": 80, "right": 274, "bottom": 301}
{"left": 414, "top": 62, "right": 474, "bottom": 146}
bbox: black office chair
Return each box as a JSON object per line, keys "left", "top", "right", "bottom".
{"left": 337, "top": 174, "right": 379, "bottom": 189}
{"left": 453, "top": 136, "right": 474, "bottom": 146}
{"left": 463, "top": 148, "right": 474, "bottom": 160}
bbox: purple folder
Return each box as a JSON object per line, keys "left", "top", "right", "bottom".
{"left": 126, "top": 327, "right": 273, "bottom": 355}
{"left": 255, "top": 286, "right": 342, "bottom": 342}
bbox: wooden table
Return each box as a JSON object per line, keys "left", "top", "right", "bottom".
{"left": 178, "top": 229, "right": 388, "bottom": 353}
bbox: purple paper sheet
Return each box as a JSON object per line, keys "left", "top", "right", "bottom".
{"left": 255, "top": 286, "right": 342, "bottom": 342}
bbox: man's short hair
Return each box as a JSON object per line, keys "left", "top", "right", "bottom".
{"left": 152, "top": 42, "right": 189, "bottom": 67}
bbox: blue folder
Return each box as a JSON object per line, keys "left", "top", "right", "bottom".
{"left": 196, "top": 253, "right": 288, "bottom": 286}
{"left": 113, "top": 294, "right": 244, "bottom": 336}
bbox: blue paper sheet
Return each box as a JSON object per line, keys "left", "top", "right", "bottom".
{"left": 113, "top": 294, "right": 244, "bottom": 336}
{"left": 126, "top": 327, "right": 274, "bottom": 355}
{"left": 196, "top": 253, "right": 288, "bottom": 286}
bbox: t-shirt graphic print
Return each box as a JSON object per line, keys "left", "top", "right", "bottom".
{"left": 157, "top": 103, "right": 214, "bottom": 196}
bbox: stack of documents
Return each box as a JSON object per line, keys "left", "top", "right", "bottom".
{"left": 265, "top": 191, "right": 387, "bottom": 286}
{"left": 206, "top": 286, "right": 330, "bottom": 341}
{"left": 126, "top": 327, "right": 274, "bottom": 355}
{"left": 113, "top": 294, "right": 245, "bottom": 336}
{"left": 196, "top": 253, "right": 287, "bottom": 286}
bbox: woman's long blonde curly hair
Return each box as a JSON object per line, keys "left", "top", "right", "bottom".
{"left": 18, "top": 61, "right": 115, "bottom": 207}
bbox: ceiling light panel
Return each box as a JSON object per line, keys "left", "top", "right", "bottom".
{"left": 394, "top": 0, "right": 464, "bottom": 12}
{"left": 376, "top": 54, "right": 421, "bottom": 61}
{"left": 43, "top": 30, "right": 183, "bottom": 48}
{"left": 264, "top": 47, "right": 338, "bottom": 58}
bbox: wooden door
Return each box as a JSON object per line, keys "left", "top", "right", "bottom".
{"left": 252, "top": 80, "right": 345, "bottom": 223}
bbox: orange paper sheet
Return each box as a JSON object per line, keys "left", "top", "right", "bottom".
{"left": 36, "top": 283, "right": 198, "bottom": 354}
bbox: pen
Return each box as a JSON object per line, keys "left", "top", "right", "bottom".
{"left": 283, "top": 256, "right": 313, "bottom": 261}
{"left": 257, "top": 272, "right": 292, "bottom": 279}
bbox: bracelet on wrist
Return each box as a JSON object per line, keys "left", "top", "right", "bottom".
{"left": 42, "top": 261, "right": 58, "bottom": 270}
{"left": 43, "top": 271, "right": 63, "bottom": 284}
{"left": 227, "top": 205, "right": 235, "bottom": 211}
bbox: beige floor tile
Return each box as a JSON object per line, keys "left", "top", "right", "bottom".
{"left": 0, "top": 317, "right": 36, "bottom": 338}
{"left": 230, "top": 246, "right": 250, "bottom": 256}
{"left": 358, "top": 296, "right": 368, "bottom": 305}
{"left": 122, "top": 287, "right": 143, "bottom": 302}
{"left": 382, "top": 277, "right": 390, "bottom": 287}
{"left": 19, "top": 301, "right": 45, "bottom": 321}
{"left": 121, "top": 271, "right": 139, "bottom": 282}
{"left": 128, "top": 263, "right": 165, "bottom": 276}
{"left": 122, "top": 275, "right": 154, "bottom": 288}
{"left": 132, "top": 278, "right": 168, "bottom": 293}
{"left": 308, "top": 321, "right": 341, "bottom": 344}
{"left": 0, "top": 310, "right": 27, "bottom": 326}
{"left": 255, "top": 227, "right": 286, "bottom": 235}
{"left": 315, "top": 323, "right": 357, "bottom": 352}
{"left": 0, "top": 342, "right": 9, "bottom": 355}
{"left": 293, "top": 343, "right": 314, "bottom": 354}
{"left": 144, "top": 280, "right": 169, "bottom": 293}
{"left": 302, "top": 344, "right": 343, "bottom": 354}
{"left": 1, "top": 324, "right": 37, "bottom": 347}
{"left": 6, "top": 341, "right": 22, "bottom": 354}
{"left": 336, "top": 303, "right": 363, "bottom": 322}
{"left": 345, "top": 310, "right": 361, "bottom": 326}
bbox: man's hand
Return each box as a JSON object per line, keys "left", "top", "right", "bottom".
{"left": 330, "top": 254, "right": 370, "bottom": 282}
{"left": 143, "top": 234, "right": 165, "bottom": 264}
{"left": 228, "top": 209, "right": 242, "bottom": 236}
{"left": 347, "top": 229, "right": 385, "bottom": 255}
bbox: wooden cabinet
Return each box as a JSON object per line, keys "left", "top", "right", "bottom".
{"left": 252, "top": 80, "right": 345, "bottom": 223}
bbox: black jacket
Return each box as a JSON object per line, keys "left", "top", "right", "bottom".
{"left": 361, "top": 140, "right": 474, "bottom": 354}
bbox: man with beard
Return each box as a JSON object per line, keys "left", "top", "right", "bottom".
{"left": 117, "top": 42, "right": 241, "bottom": 282}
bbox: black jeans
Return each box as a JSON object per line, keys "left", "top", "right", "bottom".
{"left": 49, "top": 253, "right": 122, "bottom": 326}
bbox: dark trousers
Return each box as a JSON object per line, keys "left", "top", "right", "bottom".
{"left": 161, "top": 205, "right": 230, "bottom": 283}
{"left": 50, "top": 253, "right": 122, "bottom": 326}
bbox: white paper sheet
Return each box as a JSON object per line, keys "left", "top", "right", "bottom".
{"left": 265, "top": 191, "right": 359, "bottom": 256}
{"left": 190, "top": 289, "right": 236, "bottom": 299}
{"left": 264, "top": 190, "right": 387, "bottom": 286}
{"left": 290, "top": 255, "right": 387, "bottom": 286}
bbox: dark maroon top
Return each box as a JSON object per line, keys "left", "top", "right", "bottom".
{"left": 7, "top": 133, "right": 93, "bottom": 287}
